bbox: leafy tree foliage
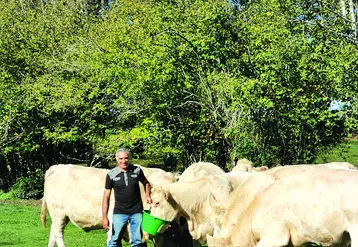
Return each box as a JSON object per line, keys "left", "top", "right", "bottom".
{"left": 0, "top": 0, "right": 357, "bottom": 192}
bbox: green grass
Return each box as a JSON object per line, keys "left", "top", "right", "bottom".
{"left": 315, "top": 139, "right": 358, "bottom": 166}
{"left": 0, "top": 201, "right": 154, "bottom": 247}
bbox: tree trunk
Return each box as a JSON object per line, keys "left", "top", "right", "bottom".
{"left": 341, "top": 0, "right": 347, "bottom": 17}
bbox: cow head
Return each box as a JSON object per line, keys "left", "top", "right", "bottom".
{"left": 206, "top": 192, "right": 227, "bottom": 236}
{"left": 150, "top": 185, "right": 179, "bottom": 222}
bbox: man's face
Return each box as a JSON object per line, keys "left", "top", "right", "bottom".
{"left": 117, "top": 152, "right": 129, "bottom": 170}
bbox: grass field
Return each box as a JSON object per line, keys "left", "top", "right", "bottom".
{"left": 0, "top": 201, "right": 151, "bottom": 247}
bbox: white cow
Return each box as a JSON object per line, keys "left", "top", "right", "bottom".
{"left": 178, "top": 162, "right": 225, "bottom": 182}
{"left": 231, "top": 158, "right": 268, "bottom": 172}
{"left": 207, "top": 169, "right": 358, "bottom": 247}
{"left": 41, "top": 164, "right": 183, "bottom": 247}
{"left": 266, "top": 162, "right": 357, "bottom": 179}
{"left": 208, "top": 162, "right": 357, "bottom": 236}
{"left": 221, "top": 171, "right": 256, "bottom": 190}
{"left": 208, "top": 172, "right": 276, "bottom": 236}
{"left": 150, "top": 171, "right": 233, "bottom": 244}
{"left": 136, "top": 164, "right": 178, "bottom": 185}
{"left": 231, "top": 158, "right": 253, "bottom": 172}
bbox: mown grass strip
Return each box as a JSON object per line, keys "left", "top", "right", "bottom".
{"left": 0, "top": 201, "right": 133, "bottom": 247}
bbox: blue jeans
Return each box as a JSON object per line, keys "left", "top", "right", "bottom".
{"left": 107, "top": 213, "right": 143, "bottom": 247}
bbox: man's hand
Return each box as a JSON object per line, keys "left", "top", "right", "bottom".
{"left": 102, "top": 189, "right": 111, "bottom": 231}
{"left": 146, "top": 196, "right": 152, "bottom": 204}
{"left": 102, "top": 217, "right": 110, "bottom": 231}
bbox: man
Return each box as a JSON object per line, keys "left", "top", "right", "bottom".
{"left": 102, "top": 148, "right": 152, "bottom": 247}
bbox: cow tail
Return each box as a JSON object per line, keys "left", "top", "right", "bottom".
{"left": 40, "top": 195, "right": 47, "bottom": 228}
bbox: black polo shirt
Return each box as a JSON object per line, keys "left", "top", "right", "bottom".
{"left": 105, "top": 165, "right": 148, "bottom": 214}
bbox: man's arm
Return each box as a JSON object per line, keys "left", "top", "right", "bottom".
{"left": 102, "top": 188, "right": 111, "bottom": 230}
{"left": 138, "top": 167, "right": 152, "bottom": 204}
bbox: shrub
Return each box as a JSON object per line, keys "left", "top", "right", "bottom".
{"left": 0, "top": 189, "right": 16, "bottom": 200}
{"left": 11, "top": 169, "right": 44, "bottom": 199}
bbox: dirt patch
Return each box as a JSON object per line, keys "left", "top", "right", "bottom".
{"left": 0, "top": 199, "right": 42, "bottom": 207}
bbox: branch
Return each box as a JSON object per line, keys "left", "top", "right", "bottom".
{"left": 317, "top": 21, "right": 358, "bottom": 45}
{"left": 59, "top": 151, "right": 90, "bottom": 163}
{"left": 0, "top": 106, "right": 17, "bottom": 145}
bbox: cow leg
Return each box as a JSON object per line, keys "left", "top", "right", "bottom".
{"left": 49, "top": 223, "right": 65, "bottom": 247}
{"left": 348, "top": 225, "right": 358, "bottom": 247}
{"left": 49, "top": 216, "right": 69, "bottom": 247}
{"left": 48, "top": 230, "right": 56, "bottom": 247}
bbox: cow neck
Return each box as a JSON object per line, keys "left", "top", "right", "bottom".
{"left": 166, "top": 183, "right": 190, "bottom": 219}
{"left": 228, "top": 208, "right": 257, "bottom": 247}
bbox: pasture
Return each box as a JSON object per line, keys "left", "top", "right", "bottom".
{"left": 0, "top": 200, "right": 154, "bottom": 247}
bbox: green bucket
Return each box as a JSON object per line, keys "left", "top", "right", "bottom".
{"left": 142, "top": 210, "right": 171, "bottom": 236}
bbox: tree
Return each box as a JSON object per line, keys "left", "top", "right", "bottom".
{"left": 0, "top": 0, "right": 357, "bottom": 192}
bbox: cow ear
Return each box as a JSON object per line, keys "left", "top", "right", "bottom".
{"left": 152, "top": 185, "right": 169, "bottom": 200}
{"left": 152, "top": 185, "right": 163, "bottom": 194}
{"left": 162, "top": 189, "right": 169, "bottom": 200}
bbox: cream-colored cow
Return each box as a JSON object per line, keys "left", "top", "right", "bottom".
{"left": 150, "top": 162, "right": 233, "bottom": 244}
{"left": 266, "top": 161, "right": 357, "bottom": 179}
{"left": 208, "top": 172, "right": 276, "bottom": 236}
{"left": 231, "top": 158, "right": 268, "bottom": 172}
{"left": 221, "top": 171, "right": 256, "bottom": 190}
{"left": 208, "top": 162, "right": 357, "bottom": 236}
{"left": 207, "top": 169, "right": 358, "bottom": 247}
{"left": 41, "top": 164, "right": 182, "bottom": 247}
{"left": 178, "top": 162, "right": 225, "bottom": 182}
{"left": 137, "top": 164, "right": 178, "bottom": 185}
